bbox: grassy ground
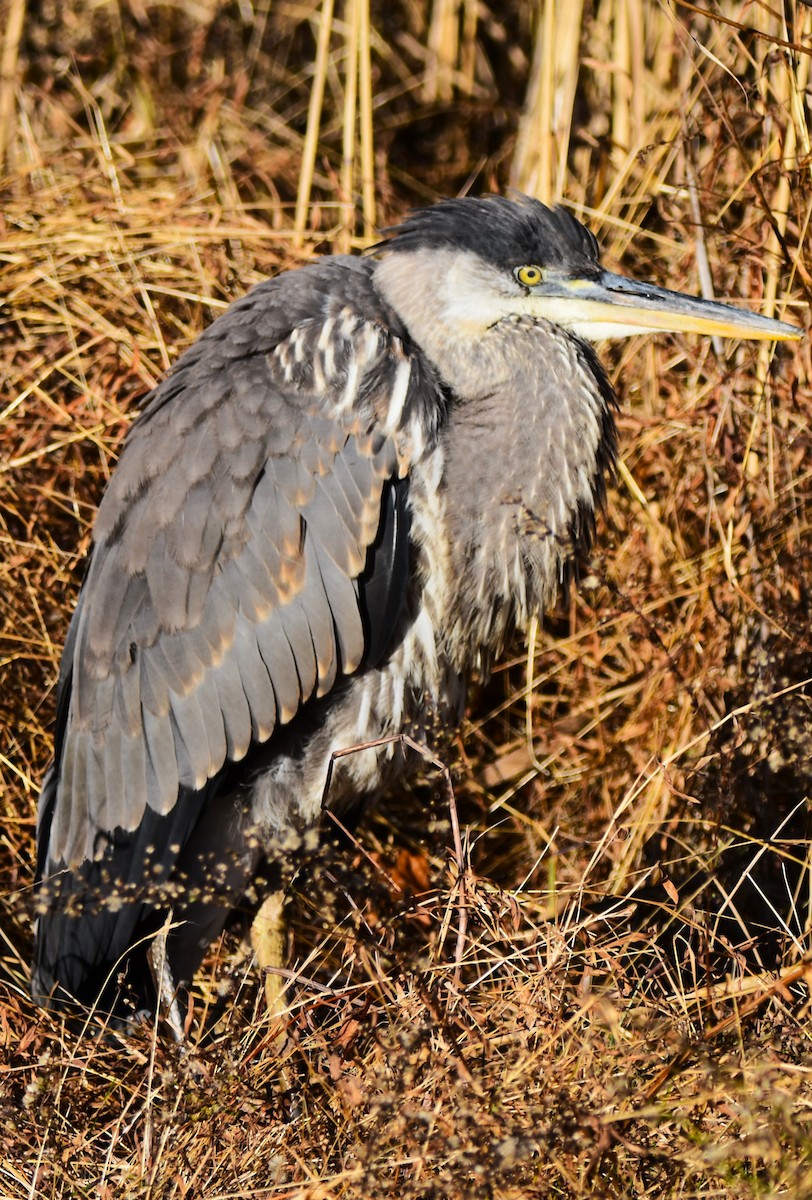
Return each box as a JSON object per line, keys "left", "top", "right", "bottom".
{"left": 1, "top": 1, "right": 811, "bottom": 1196}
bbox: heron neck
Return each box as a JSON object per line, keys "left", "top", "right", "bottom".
{"left": 373, "top": 248, "right": 521, "bottom": 400}
{"left": 436, "top": 325, "right": 617, "bottom": 668}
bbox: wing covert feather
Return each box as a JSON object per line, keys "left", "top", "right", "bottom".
{"left": 169, "top": 687, "right": 218, "bottom": 790}
{"left": 229, "top": 619, "right": 278, "bottom": 741}
{"left": 211, "top": 647, "right": 253, "bottom": 761}
{"left": 102, "top": 724, "right": 129, "bottom": 833}
{"left": 311, "top": 539, "right": 366, "bottom": 675}
{"left": 142, "top": 706, "right": 180, "bottom": 814}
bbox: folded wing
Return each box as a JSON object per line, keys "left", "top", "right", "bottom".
{"left": 33, "top": 260, "right": 439, "bottom": 1011}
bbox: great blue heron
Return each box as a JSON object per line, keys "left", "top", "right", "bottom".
{"left": 32, "top": 194, "right": 800, "bottom": 1022}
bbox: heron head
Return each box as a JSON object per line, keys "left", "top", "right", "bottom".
{"left": 373, "top": 193, "right": 801, "bottom": 346}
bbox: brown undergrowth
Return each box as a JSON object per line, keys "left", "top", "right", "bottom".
{"left": 2, "top": 1, "right": 812, "bottom": 1196}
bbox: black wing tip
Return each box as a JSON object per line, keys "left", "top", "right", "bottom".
{"left": 31, "top": 881, "right": 159, "bottom": 1022}
{"left": 357, "top": 475, "right": 412, "bottom": 668}
{"left": 31, "top": 943, "right": 156, "bottom": 1025}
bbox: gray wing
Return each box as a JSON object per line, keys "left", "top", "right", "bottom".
{"left": 33, "top": 258, "right": 442, "bottom": 1009}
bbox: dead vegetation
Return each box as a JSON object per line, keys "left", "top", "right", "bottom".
{"left": 1, "top": 0, "right": 812, "bottom": 1195}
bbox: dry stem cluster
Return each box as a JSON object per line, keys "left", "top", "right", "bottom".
{"left": 1, "top": 2, "right": 811, "bottom": 1196}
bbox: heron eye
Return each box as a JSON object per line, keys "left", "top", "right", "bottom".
{"left": 515, "top": 264, "right": 544, "bottom": 287}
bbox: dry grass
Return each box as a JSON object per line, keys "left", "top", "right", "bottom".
{"left": 2, "top": 1, "right": 812, "bottom": 1195}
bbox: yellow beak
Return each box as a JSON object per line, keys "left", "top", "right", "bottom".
{"left": 526, "top": 270, "right": 802, "bottom": 343}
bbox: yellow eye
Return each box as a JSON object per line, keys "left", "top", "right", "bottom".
{"left": 515, "top": 264, "right": 544, "bottom": 287}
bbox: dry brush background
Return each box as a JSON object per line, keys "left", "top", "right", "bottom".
{"left": 1, "top": 0, "right": 812, "bottom": 1196}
